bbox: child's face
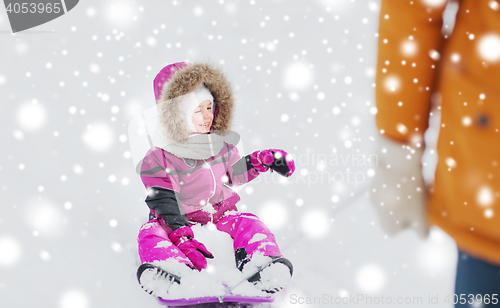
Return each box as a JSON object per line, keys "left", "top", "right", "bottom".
{"left": 191, "top": 100, "right": 213, "bottom": 133}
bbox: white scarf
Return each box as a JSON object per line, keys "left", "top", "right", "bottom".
{"left": 151, "top": 129, "right": 240, "bottom": 159}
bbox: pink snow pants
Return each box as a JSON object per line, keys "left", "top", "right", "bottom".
{"left": 137, "top": 212, "right": 282, "bottom": 268}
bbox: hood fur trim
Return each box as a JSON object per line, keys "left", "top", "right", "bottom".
{"left": 156, "top": 62, "right": 234, "bottom": 142}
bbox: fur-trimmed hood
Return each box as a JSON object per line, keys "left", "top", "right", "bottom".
{"left": 155, "top": 62, "right": 234, "bottom": 143}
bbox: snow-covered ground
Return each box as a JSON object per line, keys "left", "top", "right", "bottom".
{"left": 0, "top": 1, "right": 457, "bottom": 307}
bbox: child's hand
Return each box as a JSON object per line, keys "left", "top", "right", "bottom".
{"left": 251, "top": 149, "right": 295, "bottom": 177}
{"left": 169, "top": 226, "right": 214, "bottom": 271}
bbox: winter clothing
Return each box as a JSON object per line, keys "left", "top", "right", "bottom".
{"left": 216, "top": 213, "right": 283, "bottom": 260}
{"left": 251, "top": 149, "right": 296, "bottom": 178}
{"left": 140, "top": 142, "right": 258, "bottom": 228}
{"left": 370, "top": 135, "right": 429, "bottom": 239}
{"left": 138, "top": 220, "right": 193, "bottom": 268}
{"left": 153, "top": 62, "right": 188, "bottom": 101}
{"left": 136, "top": 61, "right": 294, "bottom": 286}
{"left": 168, "top": 226, "right": 214, "bottom": 271}
{"left": 247, "top": 257, "right": 294, "bottom": 294}
{"left": 155, "top": 62, "right": 234, "bottom": 143}
{"left": 151, "top": 129, "right": 240, "bottom": 161}
{"left": 136, "top": 263, "right": 181, "bottom": 298}
{"left": 455, "top": 250, "right": 500, "bottom": 307}
{"left": 375, "top": 0, "right": 500, "bottom": 265}
{"left": 181, "top": 86, "right": 214, "bottom": 133}
{"left": 138, "top": 212, "right": 284, "bottom": 271}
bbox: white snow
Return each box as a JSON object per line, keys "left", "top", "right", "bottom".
{"left": 111, "top": 242, "right": 123, "bottom": 253}
{"left": 82, "top": 123, "right": 114, "bottom": 152}
{"left": 445, "top": 157, "right": 457, "bottom": 168}
{"left": 249, "top": 233, "right": 267, "bottom": 244}
{"left": 259, "top": 201, "right": 287, "bottom": 230}
{"left": 384, "top": 75, "right": 401, "bottom": 92}
{"left": 89, "top": 63, "right": 100, "bottom": 74}
{"left": 462, "top": 116, "right": 472, "bottom": 126}
{"left": 417, "top": 229, "right": 457, "bottom": 275}
{"left": 255, "top": 262, "right": 291, "bottom": 292}
{"left": 59, "top": 290, "right": 90, "bottom": 308}
{"left": 368, "top": 2, "right": 379, "bottom": 12}
{"left": 0, "top": 236, "right": 21, "bottom": 267}
{"left": 13, "top": 130, "right": 24, "bottom": 140}
{"left": 193, "top": 6, "right": 204, "bottom": 16}
{"left": 283, "top": 62, "right": 314, "bottom": 91}
{"left": 477, "top": 186, "right": 494, "bottom": 206}
{"left": 17, "top": 101, "right": 46, "bottom": 131}
{"left": 154, "top": 240, "right": 172, "bottom": 248}
{"left": 451, "top": 52, "right": 461, "bottom": 62}
{"left": 477, "top": 34, "right": 500, "bottom": 62}
{"left": 429, "top": 49, "right": 440, "bottom": 60}
{"left": 245, "top": 186, "right": 254, "bottom": 195}
{"left": 140, "top": 222, "right": 157, "bottom": 231}
{"left": 72, "top": 164, "right": 84, "bottom": 175}
{"left": 485, "top": 209, "right": 494, "bottom": 218}
{"left": 396, "top": 123, "right": 408, "bottom": 134}
{"left": 86, "top": 7, "right": 96, "bottom": 17}
{"left": 421, "top": 0, "right": 447, "bottom": 7}
{"left": 356, "top": 264, "right": 386, "bottom": 293}
{"left": 401, "top": 40, "right": 417, "bottom": 57}
{"left": 39, "top": 250, "right": 51, "bottom": 261}
{"left": 104, "top": 0, "right": 136, "bottom": 27}
{"left": 145, "top": 36, "right": 157, "bottom": 47}
{"left": 301, "top": 210, "right": 329, "bottom": 239}
{"left": 490, "top": 1, "right": 500, "bottom": 11}
{"left": 24, "top": 201, "right": 65, "bottom": 237}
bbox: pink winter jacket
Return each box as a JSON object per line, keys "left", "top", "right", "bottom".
{"left": 140, "top": 141, "right": 260, "bottom": 229}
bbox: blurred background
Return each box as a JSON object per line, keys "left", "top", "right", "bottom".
{"left": 0, "top": 0, "right": 457, "bottom": 307}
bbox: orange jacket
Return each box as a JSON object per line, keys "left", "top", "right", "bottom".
{"left": 376, "top": 0, "right": 500, "bottom": 264}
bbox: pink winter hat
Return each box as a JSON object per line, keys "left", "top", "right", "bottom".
{"left": 153, "top": 62, "right": 188, "bottom": 101}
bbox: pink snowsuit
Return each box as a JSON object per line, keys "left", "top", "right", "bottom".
{"left": 137, "top": 62, "right": 283, "bottom": 271}
{"left": 138, "top": 143, "right": 283, "bottom": 268}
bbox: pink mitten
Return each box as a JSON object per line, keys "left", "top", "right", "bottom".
{"left": 169, "top": 226, "right": 214, "bottom": 271}
{"left": 250, "top": 149, "right": 295, "bottom": 177}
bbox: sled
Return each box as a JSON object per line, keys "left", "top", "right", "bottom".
{"left": 157, "top": 293, "right": 274, "bottom": 307}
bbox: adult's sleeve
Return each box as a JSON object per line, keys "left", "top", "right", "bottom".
{"left": 140, "top": 147, "right": 188, "bottom": 232}
{"left": 375, "top": 0, "right": 448, "bottom": 143}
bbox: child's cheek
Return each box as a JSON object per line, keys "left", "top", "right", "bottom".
{"left": 192, "top": 114, "right": 199, "bottom": 126}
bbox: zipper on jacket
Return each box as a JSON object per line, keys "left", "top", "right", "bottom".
{"left": 203, "top": 159, "right": 217, "bottom": 222}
